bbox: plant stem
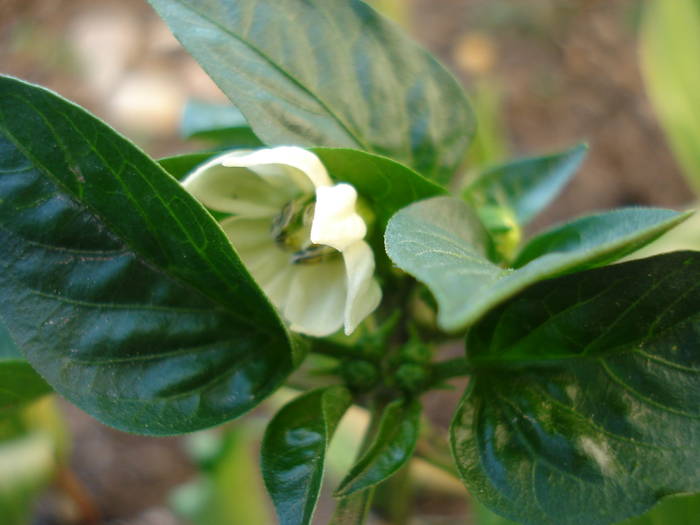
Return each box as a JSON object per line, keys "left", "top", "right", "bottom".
{"left": 56, "top": 466, "right": 101, "bottom": 525}
{"left": 309, "top": 339, "right": 367, "bottom": 361}
{"left": 429, "top": 357, "right": 473, "bottom": 384}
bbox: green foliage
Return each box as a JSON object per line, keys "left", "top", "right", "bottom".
{"left": 452, "top": 252, "right": 700, "bottom": 524}
{"left": 640, "top": 0, "right": 700, "bottom": 193}
{"left": 147, "top": 0, "right": 474, "bottom": 183}
{"left": 463, "top": 145, "right": 587, "bottom": 261}
{"left": 335, "top": 399, "right": 421, "bottom": 497}
{"left": 0, "top": 75, "right": 300, "bottom": 435}
{"left": 180, "top": 98, "right": 262, "bottom": 147}
{"left": 385, "top": 197, "right": 687, "bottom": 332}
{"left": 261, "top": 386, "right": 351, "bottom": 525}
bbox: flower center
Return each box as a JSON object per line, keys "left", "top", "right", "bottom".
{"left": 271, "top": 196, "right": 339, "bottom": 265}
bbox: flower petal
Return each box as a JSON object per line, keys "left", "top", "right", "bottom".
{"left": 342, "top": 241, "right": 382, "bottom": 335}
{"left": 221, "top": 146, "right": 333, "bottom": 192}
{"left": 311, "top": 184, "right": 367, "bottom": 251}
{"left": 182, "top": 152, "right": 298, "bottom": 217}
{"left": 284, "top": 260, "right": 347, "bottom": 337}
{"left": 220, "top": 217, "right": 294, "bottom": 307}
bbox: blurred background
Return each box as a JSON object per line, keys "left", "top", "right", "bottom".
{"left": 1, "top": 0, "right": 698, "bottom": 524}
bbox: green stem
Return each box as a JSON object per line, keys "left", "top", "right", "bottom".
{"left": 309, "top": 339, "right": 367, "bottom": 361}
{"left": 429, "top": 357, "right": 473, "bottom": 384}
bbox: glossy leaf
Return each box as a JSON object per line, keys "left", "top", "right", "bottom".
{"left": 148, "top": 0, "right": 474, "bottom": 183}
{"left": 385, "top": 197, "right": 688, "bottom": 332}
{"left": 335, "top": 399, "right": 421, "bottom": 497}
{"left": 312, "top": 148, "right": 446, "bottom": 230}
{"left": 262, "top": 386, "right": 352, "bottom": 525}
{"left": 452, "top": 252, "right": 700, "bottom": 525}
{"left": 0, "top": 320, "right": 51, "bottom": 416}
{"left": 640, "top": 0, "right": 700, "bottom": 193}
{"left": 0, "top": 75, "right": 299, "bottom": 435}
{"left": 181, "top": 98, "right": 262, "bottom": 147}
{"left": 464, "top": 144, "right": 588, "bottom": 227}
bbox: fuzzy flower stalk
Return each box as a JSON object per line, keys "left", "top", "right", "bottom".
{"left": 183, "top": 147, "right": 382, "bottom": 337}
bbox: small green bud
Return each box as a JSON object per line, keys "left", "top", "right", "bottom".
{"left": 477, "top": 204, "right": 521, "bottom": 262}
{"left": 341, "top": 359, "right": 379, "bottom": 391}
{"left": 395, "top": 363, "right": 429, "bottom": 393}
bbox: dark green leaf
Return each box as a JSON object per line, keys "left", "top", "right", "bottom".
{"left": 262, "top": 386, "right": 352, "bottom": 525}
{"left": 385, "top": 197, "right": 688, "bottom": 332}
{"left": 181, "top": 98, "right": 262, "bottom": 147}
{"left": 464, "top": 144, "right": 588, "bottom": 227}
{"left": 334, "top": 399, "right": 421, "bottom": 497}
{"left": 452, "top": 252, "right": 700, "bottom": 525}
{"left": 0, "top": 75, "right": 300, "bottom": 435}
{"left": 0, "top": 320, "right": 51, "bottom": 415}
{"left": 148, "top": 0, "right": 474, "bottom": 183}
{"left": 312, "top": 148, "right": 446, "bottom": 230}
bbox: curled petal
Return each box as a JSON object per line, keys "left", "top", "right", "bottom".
{"left": 220, "top": 146, "right": 332, "bottom": 192}
{"left": 311, "top": 184, "right": 367, "bottom": 251}
{"left": 342, "top": 241, "right": 382, "bottom": 335}
{"left": 183, "top": 154, "right": 294, "bottom": 217}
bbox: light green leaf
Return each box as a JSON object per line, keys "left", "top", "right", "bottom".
{"left": 0, "top": 320, "right": 51, "bottom": 416}
{"left": 181, "top": 98, "right": 262, "bottom": 147}
{"left": 640, "top": 0, "right": 700, "bottom": 193}
{"left": 261, "top": 386, "right": 352, "bottom": 525}
{"left": 147, "top": 0, "right": 474, "bottom": 183}
{"left": 385, "top": 197, "right": 688, "bottom": 332}
{"left": 452, "top": 252, "right": 700, "bottom": 525}
{"left": 334, "top": 399, "right": 421, "bottom": 497}
{"left": 0, "top": 75, "right": 300, "bottom": 435}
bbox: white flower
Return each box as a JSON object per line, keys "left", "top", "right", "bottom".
{"left": 182, "top": 146, "right": 382, "bottom": 337}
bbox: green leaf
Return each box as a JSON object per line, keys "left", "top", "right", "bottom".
{"left": 640, "top": 0, "right": 700, "bottom": 194}
{"left": 181, "top": 98, "right": 262, "bottom": 147}
{"left": 0, "top": 75, "right": 299, "bottom": 435}
{"left": 147, "top": 0, "right": 474, "bottom": 183}
{"left": 513, "top": 207, "right": 691, "bottom": 268}
{"left": 312, "top": 148, "right": 446, "bottom": 230}
{"left": 0, "top": 320, "right": 51, "bottom": 416}
{"left": 619, "top": 493, "right": 700, "bottom": 525}
{"left": 261, "top": 386, "right": 352, "bottom": 525}
{"left": 334, "top": 399, "right": 421, "bottom": 497}
{"left": 464, "top": 144, "right": 588, "bottom": 227}
{"left": 451, "top": 252, "right": 700, "bottom": 525}
{"left": 385, "top": 197, "right": 689, "bottom": 332}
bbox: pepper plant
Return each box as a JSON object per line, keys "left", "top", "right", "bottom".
{"left": 1, "top": 1, "right": 700, "bottom": 524}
